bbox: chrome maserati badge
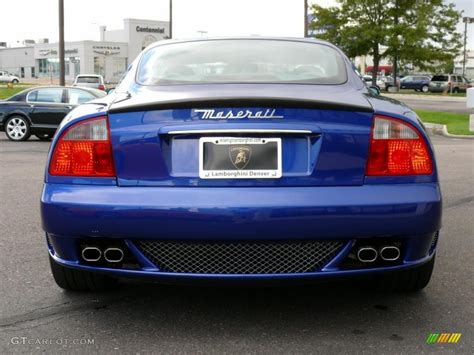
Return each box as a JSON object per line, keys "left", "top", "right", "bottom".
{"left": 229, "top": 146, "right": 252, "bottom": 169}
{"left": 195, "top": 109, "right": 283, "bottom": 120}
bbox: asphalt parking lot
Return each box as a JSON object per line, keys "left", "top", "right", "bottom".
{"left": 0, "top": 135, "right": 473, "bottom": 354}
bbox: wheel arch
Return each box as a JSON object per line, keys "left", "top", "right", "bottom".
{"left": 4, "top": 111, "right": 33, "bottom": 126}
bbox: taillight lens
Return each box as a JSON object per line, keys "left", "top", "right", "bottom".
{"left": 98, "top": 84, "right": 106, "bottom": 91}
{"left": 366, "top": 115, "right": 433, "bottom": 176}
{"left": 49, "top": 116, "right": 115, "bottom": 177}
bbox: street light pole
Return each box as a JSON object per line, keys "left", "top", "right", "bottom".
{"left": 462, "top": 17, "right": 474, "bottom": 76}
{"left": 58, "top": 0, "right": 65, "bottom": 86}
{"left": 304, "top": 0, "right": 308, "bottom": 38}
{"left": 169, "top": 0, "right": 173, "bottom": 39}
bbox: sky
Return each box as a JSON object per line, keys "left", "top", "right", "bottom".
{"left": 0, "top": 0, "right": 472, "bottom": 48}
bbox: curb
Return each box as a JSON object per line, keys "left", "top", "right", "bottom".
{"left": 384, "top": 93, "right": 467, "bottom": 102}
{"left": 423, "top": 123, "right": 474, "bottom": 139}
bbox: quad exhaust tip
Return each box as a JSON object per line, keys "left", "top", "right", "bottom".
{"left": 379, "top": 246, "right": 401, "bottom": 261}
{"left": 81, "top": 246, "right": 125, "bottom": 263}
{"left": 357, "top": 247, "right": 378, "bottom": 263}
{"left": 81, "top": 247, "right": 102, "bottom": 262}
{"left": 104, "top": 247, "right": 124, "bottom": 263}
{"left": 356, "top": 245, "right": 401, "bottom": 263}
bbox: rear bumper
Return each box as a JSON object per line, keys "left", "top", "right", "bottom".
{"left": 429, "top": 87, "right": 448, "bottom": 92}
{"left": 42, "top": 183, "right": 441, "bottom": 281}
{"left": 41, "top": 183, "right": 441, "bottom": 239}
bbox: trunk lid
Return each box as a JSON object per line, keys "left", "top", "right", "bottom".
{"left": 108, "top": 85, "right": 373, "bottom": 187}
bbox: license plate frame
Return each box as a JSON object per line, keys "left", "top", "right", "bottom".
{"left": 199, "top": 137, "right": 282, "bottom": 179}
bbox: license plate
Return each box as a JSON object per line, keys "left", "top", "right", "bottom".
{"left": 199, "top": 137, "right": 282, "bottom": 179}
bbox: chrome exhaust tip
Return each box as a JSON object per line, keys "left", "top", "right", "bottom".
{"left": 81, "top": 247, "right": 102, "bottom": 262}
{"left": 380, "top": 246, "right": 401, "bottom": 261}
{"left": 357, "top": 247, "right": 378, "bottom": 263}
{"left": 104, "top": 247, "right": 124, "bottom": 263}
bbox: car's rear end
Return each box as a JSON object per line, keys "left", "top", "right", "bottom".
{"left": 73, "top": 74, "right": 106, "bottom": 91}
{"left": 429, "top": 74, "right": 451, "bottom": 93}
{"left": 41, "top": 38, "right": 441, "bottom": 291}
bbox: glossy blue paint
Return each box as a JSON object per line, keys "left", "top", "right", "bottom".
{"left": 40, "top": 37, "right": 442, "bottom": 282}
{"left": 109, "top": 108, "right": 373, "bottom": 187}
{"left": 41, "top": 183, "right": 441, "bottom": 239}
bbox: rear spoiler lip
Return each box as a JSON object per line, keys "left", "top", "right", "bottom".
{"left": 109, "top": 96, "right": 374, "bottom": 114}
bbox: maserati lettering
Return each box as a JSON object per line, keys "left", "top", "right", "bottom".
{"left": 195, "top": 109, "right": 283, "bottom": 120}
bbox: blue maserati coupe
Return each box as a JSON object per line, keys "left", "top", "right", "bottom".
{"left": 41, "top": 38, "right": 441, "bottom": 292}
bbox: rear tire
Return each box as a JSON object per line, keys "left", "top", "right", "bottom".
{"left": 375, "top": 256, "right": 435, "bottom": 292}
{"left": 421, "top": 85, "right": 429, "bottom": 93}
{"left": 49, "top": 255, "right": 117, "bottom": 291}
{"left": 5, "top": 116, "right": 31, "bottom": 141}
{"left": 12, "top": 79, "right": 19, "bottom": 84}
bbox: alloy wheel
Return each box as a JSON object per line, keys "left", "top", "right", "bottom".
{"left": 6, "top": 117, "right": 29, "bottom": 140}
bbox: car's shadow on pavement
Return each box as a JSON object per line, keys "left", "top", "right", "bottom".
{"left": 56, "top": 278, "right": 430, "bottom": 343}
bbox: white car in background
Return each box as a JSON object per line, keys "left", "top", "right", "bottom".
{"left": 73, "top": 74, "right": 106, "bottom": 91}
{"left": 362, "top": 74, "right": 390, "bottom": 90}
{"left": 0, "top": 71, "right": 20, "bottom": 83}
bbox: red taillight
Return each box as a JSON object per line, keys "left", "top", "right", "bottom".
{"left": 98, "top": 84, "right": 106, "bottom": 91}
{"left": 49, "top": 116, "right": 115, "bottom": 177}
{"left": 366, "top": 115, "right": 432, "bottom": 176}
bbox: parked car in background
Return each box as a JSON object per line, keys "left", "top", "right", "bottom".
{"left": 382, "top": 76, "right": 401, "bottom": 91}
{"left": 400, "top": 75, "right": 431, "bottom": 92}
{"left": 362, "top": 74, "right": 373, "bottom": 83}
{"left": 0, "top": 71, "right": 20, "bottom": 83}
{"left": 73, "top": 74, "right": 106, "bottom": 91}
{"left": 429, "top": 74, "right": 471, "bottom": 93}
{"left": 0, "top": 86, "right": 106, "bottom": 141}
{"left": 362, "top": 75, "right": 389, "bottom": 90}
{"left": 42, "top": 38, "right": 441, "bottom": 293}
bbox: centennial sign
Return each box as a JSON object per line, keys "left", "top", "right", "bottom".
{"left": 136, "top": 26, "right": 165, "bottom": 34}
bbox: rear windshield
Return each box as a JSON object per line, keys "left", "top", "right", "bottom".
{"left": 76, "top": 76, "right": 100, "bottom": 83}
{"left": 431, "top": 75, "right": 448, "bottom": 82}
{"left": 137, "top": 40, "right": 347, "bottom": 85}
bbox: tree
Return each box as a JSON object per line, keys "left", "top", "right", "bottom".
{"left": 384, "top": 0, "right": 463, "bottom": 88}
{"left": 311, "top": 0, "right": 391, "bottom": 86}
{"left": 311, "top": 0, "right": 463, "bottom": 87}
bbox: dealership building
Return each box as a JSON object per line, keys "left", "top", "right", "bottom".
{"left": 0, "top": 18, "right": 169, "bottom": 83}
